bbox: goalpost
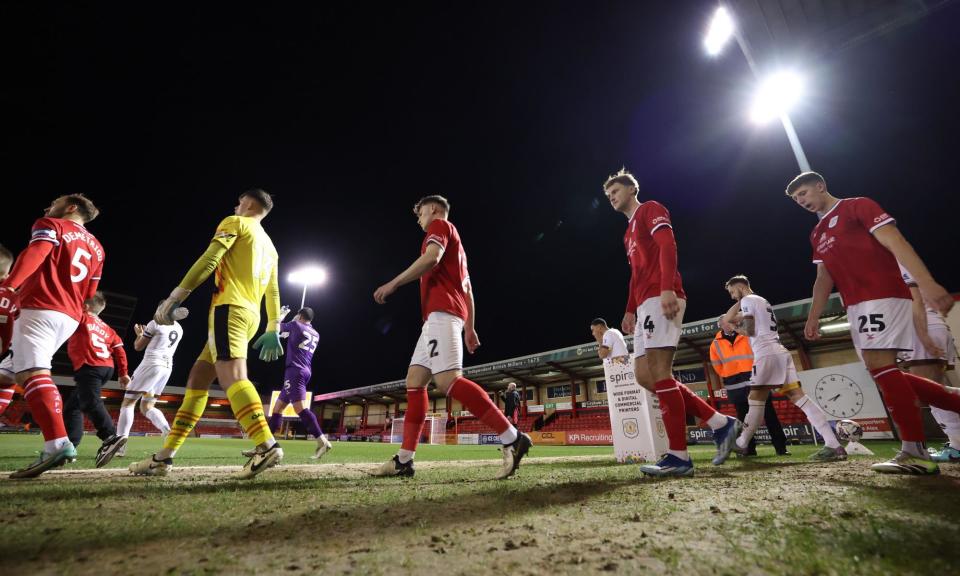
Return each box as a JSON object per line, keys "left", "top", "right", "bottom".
{"left": 389, "top": 412, "right": 449, "bottom": 445}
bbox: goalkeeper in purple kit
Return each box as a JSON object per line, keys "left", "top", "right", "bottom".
{"left": 244, "top": 306, "right": 332, "bottom": 460}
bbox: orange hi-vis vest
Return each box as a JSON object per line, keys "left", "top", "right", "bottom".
{"left": 709, "top": 331, "right": 754, "bottom": 390}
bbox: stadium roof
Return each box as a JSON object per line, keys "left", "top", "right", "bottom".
{"left": 315, "top": 293, "right": 850, "bottom": 406}
{"left": 723, "top": 0, "right": 953, "bottom": 72}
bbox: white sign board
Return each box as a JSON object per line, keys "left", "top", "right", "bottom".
{"left": 603, "top": 357, "right": 668, "bottom": 462}
{"left": 797, "top": 362, "right": 894, "bottom": 439}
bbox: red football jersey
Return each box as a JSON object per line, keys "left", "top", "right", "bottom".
{"left": 810, "top": 197, "right": 910, "bottom": 307}
{"left": 67, "top": 313, "right": 127, "bottom": 374}
{"left": 623, "top": 201, "right": 686, "bottom": 309}
{"left": 419, "top": 219, "right": 470, "bottom": 321}
{"left": 0, "top": 290, "right": 19, "bottom": 356}
{"left": 18, "top": 218, "right": 105, "bottom": 322}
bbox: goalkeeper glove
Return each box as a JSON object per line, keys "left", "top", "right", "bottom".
{"left": 154, "top": 287, "right": 191, "bottom": 325}
{"left": 253, "top": 331, "right": 284, "bottom": 362}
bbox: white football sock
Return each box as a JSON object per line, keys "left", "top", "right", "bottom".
{"left": 706, "top": 412, "right": 728, "bottom": 430}
{"left": 144, "top": 407, "right": 170, "bottom": 433}
{"left": 795, "top": 395, "right": 840, "bottom": 449}
{"left": 930, "top": 406, "right": 960, "bottom": 447}
{"left": 737, "top": 399, "right": 766, "bottom": 450}
{"left": 117, "top": 401, "right": 136, "bottom": 437}
{"left": 398, "top": 449, "right": 415, "bottom": 464}
{"left": 499, "top": 426, "right": 518, "bottom": 445}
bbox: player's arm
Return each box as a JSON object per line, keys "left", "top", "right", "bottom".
{"left": 464, "top": 278, "right": 480, "bottom": 354}
{"left": 598, "top": 345, "right": 611, "bottom": 359}
{"left": 86, "top": 258, "right": 104, "bottom": 300}
{"left": 873, "top": 225, "right": 953, "bottom": 315}
{"left": 156, "top": 218, "right": 238, "bottom": 324}
{"left": 721, "top": 301, "right": 750, "bottom": 335}
{"left": 253, "top": 261, "right": 284, "bottom": 362}
{"left": 133, "top": 322, "right": 153, "bottom": 351}
{"left": 622, "top": 269, "right": 638, "bottom": 334}
{"left": 804, "top": 264, "right": 834, "bottom": 340}
{"left": 651, "top": 227, "right": 680, "bottom": 320}
{"left": 373, "top": 243, "right": 443, "bottom": 304}
{"left": 908, "top": 285, "right": 945, "bottom": 358}
{"left": 0, "top": 241, "right": 53, "bottom": 290}
{"left": 110, "top": 334, "right": 130, "bottom": 383}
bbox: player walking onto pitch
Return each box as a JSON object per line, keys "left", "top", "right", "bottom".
{"left": 129, "top": 189, "right": 285, "bottom": 479}
{"left": 114, "top": 316, "right": 184, "bottom": 453}
{"left": 64, "top": 291, "right": 130, "bottom": 467}
{"left": 604, "top": 169, "right": 741, "bottom": 477}
{"left": 787, "top": 172, "right": 960, "bottom": 474}
{"left": 242, "top": 306, "right": 333, "bottom": 460}
{"left": 897, "top": 264, "right": 960, "bottom": 462}
{"left": 719, "top": 275, "right": 845, "bottom": 462}
{"left": 0, "top": 244, "right": 19, "bottom": 418}
{"left": 372, "top": 195, "right": 531, "bottom": 479}
{"left": 0, "top": 195, "right": 105, "bottom": 478}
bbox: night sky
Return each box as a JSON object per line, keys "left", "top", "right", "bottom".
{"left": 3, "top": 2, "right": 959, "bottom": 394}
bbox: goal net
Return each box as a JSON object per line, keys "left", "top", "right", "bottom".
{"left": 390, "top": 412, "right": 449, "bottom": 445}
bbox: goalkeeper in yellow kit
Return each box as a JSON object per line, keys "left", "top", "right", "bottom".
{"left": 130, "top": 189, "right": 285, "bottom": 479}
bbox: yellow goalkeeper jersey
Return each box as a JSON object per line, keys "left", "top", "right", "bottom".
{"left": 208, "top": 215, "right": 279, "bottom": 316}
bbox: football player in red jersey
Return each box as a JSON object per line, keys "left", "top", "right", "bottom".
{"left": 372, "top": 195, "right": 531, "bottom": 479}
{"left": 604, "top": 169, "right": 741, "bottom": 476}
{"left": 0, "top": 194, "right": 105, "bottom": 478}
{"left": 63, "top": 291, "right": 130, "bottom": 468}
{"left": 0, "top": 244, "right": 18, "bottom": 419}
{"left": 788, "top": 171, "right": 960, "bottom": 475}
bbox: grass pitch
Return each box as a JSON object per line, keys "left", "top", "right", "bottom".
{"left": 2, "top": 434, "right": 958, "bottom": 575}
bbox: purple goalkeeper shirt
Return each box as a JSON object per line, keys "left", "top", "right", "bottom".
{"left": 281, "top": 320, "right": 318, "bottom": 372}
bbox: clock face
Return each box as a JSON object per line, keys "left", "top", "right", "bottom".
{"left": 814, "top": 374, "right": 865, "bottom": 418}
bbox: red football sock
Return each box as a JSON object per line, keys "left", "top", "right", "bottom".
{"left": 655, "top": 379, "right": 687, "bottom": 450}
{"left": 903, "top": 372, "right": 960, "bottom": 413}
{"left": 870, "top": 365, "right": 924, "bottom": 442}
{"left": 22, "top": 374, "right": 67, "bottom": 441}
{"left": 448, "top": 376, "right": 511, "bottom": 434}
{"left": 401, "top": 388, "right": 428, "bottom": 452}
{"left": 0, "top": 385, "right": 14, "bottom": 417}
{"left": 677, "top": 381, "right": 716, "bottom": 422}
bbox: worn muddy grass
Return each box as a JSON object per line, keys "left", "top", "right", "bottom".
{"left": 1, "top": 436, "right": 958, "bottom": 575}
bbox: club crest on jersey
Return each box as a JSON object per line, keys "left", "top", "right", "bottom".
{"left": 827, "top": 215, "right": 839, "bottom": 228}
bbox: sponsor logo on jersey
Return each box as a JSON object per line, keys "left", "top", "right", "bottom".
{"left": 874, "top": 214, "right": 890, "bottom": 223}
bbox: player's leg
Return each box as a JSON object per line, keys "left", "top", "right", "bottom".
{"left": 781, "top": 385, "right": 844, "bottom": 460}
{"left": 0, "top": 363, "right": 15, "bottom": 419}
{"left": 736, "top": 386, "right": 772, "bottom": 452}
{"left": 76, "top": 366, "right": 117, "bottom": 442}
{"left": 117, "top": 391, "right": 141, "bottom": 438}
{"left": 132, "top": 359, "right": 216, "bottom": 474}
{"left": 141, "top": 393, "right": 171, "bottom": 435}
{"left": 372, "top": 364, "right": 431, "bottom": 477}
{"left": 291, "top": 398, "right": 332, "bottom": 459}
{"left": 908, "top": 362, "right": 960, "bottom": 461}
{"left": 850, "top": 299, "right": 938, "bottom": 474}
{"left": 62, "top": 377, "right": 85, "bottom": 449}
{"left": 269, "top": 396, "right": 288, "bottom": 434}
{"left": 763, "top": 394, "right": 790, "bottom": 455}
{"left": 726, "top": 386, "right": 754, "bottom": 455}
{"left": 10, "top": 310, "right": 79, "bottom": 478}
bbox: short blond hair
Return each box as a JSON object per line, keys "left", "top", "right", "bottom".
{"left": 603, "top": 168, "right": 639, "bottom": 191}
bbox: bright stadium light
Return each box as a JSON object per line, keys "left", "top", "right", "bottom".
{"left": 288, "top": 266, "right": 328, "bottom": 308}
{"left": 704, "top": 6, "right": 735, "bottom": 56}
{"left": 750, "top": 71, "right": 804, "bottom": 124}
